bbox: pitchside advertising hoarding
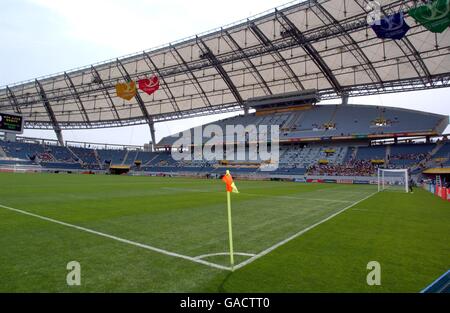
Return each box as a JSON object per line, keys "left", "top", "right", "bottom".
{"left": 0, "top": 112, "right": 24, "bottom": 134}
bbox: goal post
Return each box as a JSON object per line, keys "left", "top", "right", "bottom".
{"left": 378, "top": 168, "right": 409, "bottom": 193}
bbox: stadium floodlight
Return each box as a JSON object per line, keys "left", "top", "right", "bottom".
{"left": 377, "top": 168, "right": 409, "bottom": 193}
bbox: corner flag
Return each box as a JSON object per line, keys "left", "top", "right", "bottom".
{"left": 222, "top": 170, "right": 239, "bottom": 193}
{"left": 222, "top": 170, "right": 238, "bottom": 270}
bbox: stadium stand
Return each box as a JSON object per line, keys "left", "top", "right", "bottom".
{"left": 69, "top": 146, "right": 100, "bottom": 168}
{"left": 354, "top": 146, "right": 386, "bottom": 161}
{"left": 430, "top": 141, "right": 450, "bottom": 167}
{"left": 0, "top": 140, "right": 45, "bottom": 160}
{"left": 1, "top": 102, "right": 448, "bottom": 179}
{"left": 158, "top": 104, "right": 447, "bottom": 147}
{"left": 433, "top": 141, "right": 450, "bottom": 159}
{"left": 389, "top": 143, "right": 434, "bottom": 168}
{"left": 96, "top": 149, "right": 127, "bottom": 166}
{"left": 0, "top": 137, "right": 446, "bottom": 178}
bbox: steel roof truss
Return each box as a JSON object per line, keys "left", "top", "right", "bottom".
{"left": 196, "top": 36, "right": 246, "bottom": 111}
{"left": 248, "top": 21, "right": 305, "bottom": 91}
{"left": 169, "top": 45, "right": 213, "bottom": 108}
{"left": 222, "top": 29, "right": 273, "bottom": 96}
{"left": 63, "top": 72, "right": 91, "bottom": 125}
{"left": 90, "top": 65, "right": 122, "bottom": 122}
{"left": 6, "top": 86, "right": 22, "bottom": 114}
{"left": 311, "top": 1, "right": 382, "bottom": 85}
{"left": 275, "top": 9, "right": 342, "bottom": 93}
{"left": 142, "top": 51, "right": 182, "bottom": 116}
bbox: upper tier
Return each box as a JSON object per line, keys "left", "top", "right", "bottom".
{"left": 157, "top": 104, "right": 449, "bottom": 146}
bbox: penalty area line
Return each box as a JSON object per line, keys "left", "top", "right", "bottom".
{"left": 233, "top": 191, "right": 379, "bottom": 271}
{"left": 0, "top": 203, "right": 231, "bottom": 272}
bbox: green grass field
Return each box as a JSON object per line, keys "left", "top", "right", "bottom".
{"left": 0, "top": 172, "right": 448, "bottom": 292}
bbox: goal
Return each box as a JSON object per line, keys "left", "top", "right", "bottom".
{"left": 377, "top": 168, "right": 409, "bottom": 193}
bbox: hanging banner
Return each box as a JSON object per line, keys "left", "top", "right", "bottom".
{"left": 408, "top": 0, "right": 450, "bottom": 33}
{"left": 116, "top": 81, "right": 136, "bottom": 100}
{"left": 370, "top": 12, "right": 410, "bottom": 40}
{"left": 138, "top": 76, "right": 160, "bottom": 96}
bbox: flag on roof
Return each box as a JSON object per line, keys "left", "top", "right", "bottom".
{"left": 116, "top": 81, "right": 136, "bottom": 100}
{"left": 370, "top": 12, "right": 410, "bottom": 40}
{"left": 222, "top": 170, "right": 239, "bottom": 193}
{"left": 408, "top": 0, "right": 450, "bottom": 33}
{"left": 138, "top": 75, "right": 160, "bottom": 96}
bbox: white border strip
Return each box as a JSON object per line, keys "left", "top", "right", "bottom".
{"left": 0, "top": 204, "right": 231, "bottom": 271}
{"left": 232, "top": 191, "right": 378, "bottom": 270}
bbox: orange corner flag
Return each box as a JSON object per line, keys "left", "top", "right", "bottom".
{"left": 222, "top": 170, "right": 239, "bottom": 193}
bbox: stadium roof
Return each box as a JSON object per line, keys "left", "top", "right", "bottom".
{"left": 1, "top": 0, "right": 450, "bottom": 140}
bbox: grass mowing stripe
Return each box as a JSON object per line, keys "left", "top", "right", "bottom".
{"left": 1, "top": 173, "right": 448, "bottom": 292}
{"left": 243, "top": 193, "right": 354, "bottom": 203}
{"left": 233, "top": 190, "right": 379, "bottom": 271}
{"left": 164, "top": 188, "right": 359, "bottom": 204}
{"left": 0, "top": 203, "right": 232, "bottom": 272}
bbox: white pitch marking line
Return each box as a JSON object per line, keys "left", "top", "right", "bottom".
{"left": 0, "top": 204, "right": 232, "bottom": 272}
{"left": 194, "top": 252, "right": 256, "bottom": 260}
{"left": 233, "top": 191, "right": 379, "bottom": 271}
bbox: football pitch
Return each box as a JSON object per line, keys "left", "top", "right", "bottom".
{"left": 0, "top": 172, "right": 448, "bottom": 292}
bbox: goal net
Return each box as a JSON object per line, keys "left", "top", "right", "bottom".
{"left": 378, "top": 168, "right": 409, "bottom": 193}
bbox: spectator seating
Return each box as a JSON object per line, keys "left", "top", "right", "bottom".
{"left": 389, "top": 143, "right": 434, "bottom": 168}
{"left": 354, "top": 146, "right": 386, "bottom": 161}
{"left": 158, "top": 104, "right": 447, "bottom": 146}
{"left": 0, "top": 138, "right": 441, "bottom": 177}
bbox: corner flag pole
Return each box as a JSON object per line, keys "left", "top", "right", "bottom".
{"left": 226, "top": 190, "right": 235, "bottom": 270}
{"left": 222, "top": 170, "right": 238, "bottom": 270}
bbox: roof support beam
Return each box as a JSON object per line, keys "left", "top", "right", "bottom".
{"left": 169, "top": 45, "right": 213, "bottom": 108}
{"left": 35, "top": 79, "right": 64, "bottom": 146}
{"left": 318, "top": 73, "right": 450, "bottom": 100}
{"left": 196, "top": 36, "right": 247, "bottom": 113}
{"left": 275, "top": 9, "right": 342, "bottom": 94}
{"left": 6, "top": 86, "right": 22, "bottom": 114}
{"left": 64, "top": 72, "right": 91, "bottom": 125}
{"left": 90, "top": 65, "right": 121, "bottom": 122}
{"left": 222, "top": 29, "right": 273, "bottom": 96}
{"left": 341, "top": 92, "right": 349, "bottom": 105}
{"left": 116, "top": 59, "right": 157, "bottom": 149}
{"left": 395, "top": 39, "right": 432, "bottom": 85}
{"left": 311, "top": 1, "right": 383, "bottom": 84}
{"left": 142, "top": 51, "right": 182, "bottom": 116}
{"left": 248, "top": 21, "right": 305, "bottom": 91}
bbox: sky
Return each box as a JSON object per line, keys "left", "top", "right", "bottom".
{"left": 1, "top": 0, "right": 450, "bottom": 146}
